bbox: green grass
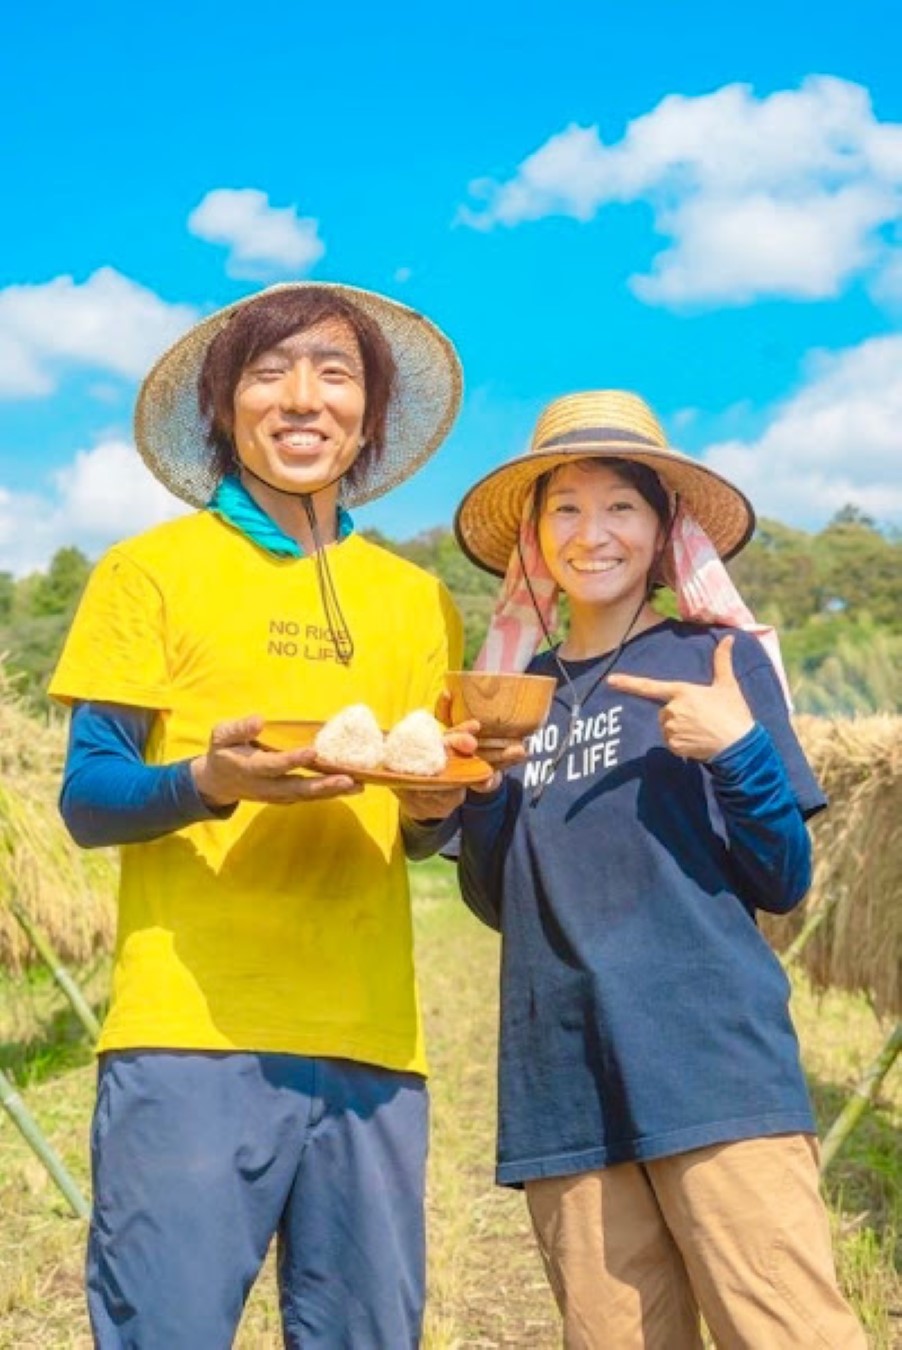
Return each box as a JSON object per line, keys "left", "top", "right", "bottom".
{"left": 0, "top": 860, "right": 899, "bottom": 1348}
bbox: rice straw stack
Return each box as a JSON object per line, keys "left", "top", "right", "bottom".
{"left": 0, "top": 663, "right": 116, "bottom": 972}
{"left": 762, "top": 715, "right": 902, "bottom": 1017}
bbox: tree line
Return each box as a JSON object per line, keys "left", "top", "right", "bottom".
{"left": 1, "top": 508, "right": 899, "bottom": 716}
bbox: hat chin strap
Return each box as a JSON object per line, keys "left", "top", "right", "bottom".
{"left": 238, "top": 461, "right": 347, "bottom": 501}
{"left": 236, "top": 464, "right": 356, "bottom": 667}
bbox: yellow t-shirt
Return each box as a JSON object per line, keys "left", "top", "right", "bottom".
{"left": 50, "top": 513, "right": 463, "bottom": 1074}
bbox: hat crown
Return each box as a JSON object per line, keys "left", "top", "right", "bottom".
{"left": 532, "top": 390, "right": 667, "bottom": 453}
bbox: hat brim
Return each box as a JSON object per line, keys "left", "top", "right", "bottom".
{"left": 454, "top": 440, "right": 755, "bottom": 577}
{"left": 135, "top": 282, "right": 463, "bottom": 508}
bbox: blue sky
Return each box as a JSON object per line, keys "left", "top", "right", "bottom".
{"left": 2, "top": 0, "right": 900, "bottom": 573}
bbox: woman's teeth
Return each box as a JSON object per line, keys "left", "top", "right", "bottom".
{"left": 570, "top": 559, "right": 621, "bottom": 573}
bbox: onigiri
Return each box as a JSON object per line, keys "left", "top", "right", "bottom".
{"left": 383, "top": 710, "right": 447, "bottom": 776}
{"left": 314, "top": 704, "right": 385, "bottom": 770}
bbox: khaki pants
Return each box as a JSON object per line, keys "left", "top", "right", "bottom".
{"left": 525, "top": 1134, "right": 867, "bottom": 1349}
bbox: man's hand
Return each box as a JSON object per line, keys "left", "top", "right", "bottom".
{"left": 192, "top": 714, "right": 363, "bottom": 807}
{"left": 606, "top": 636, "right": 754, "bottom": 761}
{"left": 394, "top": 785, "right": 468, "bottom": 821}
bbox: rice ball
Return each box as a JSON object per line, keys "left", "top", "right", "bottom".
{"left": 383, "top": 710, "right": 447, "bottom": 776}
{"left": 314, "top": 704, "right": 385, "bottom": 770}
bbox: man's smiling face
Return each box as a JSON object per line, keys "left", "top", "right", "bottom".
{"left": 231, "top": 316, "right": 366, "bottom": 496}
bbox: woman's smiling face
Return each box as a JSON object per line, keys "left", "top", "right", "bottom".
{"left": 537, "top": 460, "right": 665, "bottom": 612}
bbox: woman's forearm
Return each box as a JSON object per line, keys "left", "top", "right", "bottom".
{"left": 707, "top": 724, "right": 812, "bottom": 914}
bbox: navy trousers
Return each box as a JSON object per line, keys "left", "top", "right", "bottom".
{"left": 87, "top": 1051, "right": 428, "bottom": 1349}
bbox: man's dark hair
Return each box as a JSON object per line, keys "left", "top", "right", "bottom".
{"left": 198, "top": 288, "right": 397, "bottom": 491}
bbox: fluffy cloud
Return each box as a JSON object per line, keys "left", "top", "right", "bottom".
{"left": 702, "top": 334, "right": 902, "bottom": 526}
{"left": 0, "top": 440, "right": 189, "bottom": 575}
{"left": 460, "top": 76, "right": 902, "bottom": 307}
{"left": 188, "top": 188, "right": 325, "bottom": 279}
{"left": 0, "top": 269, "right": 197, "bottom": 400}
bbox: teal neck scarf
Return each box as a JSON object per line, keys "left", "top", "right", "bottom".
{"left": 207, "top": 475, "right": 354, "bottom": 557}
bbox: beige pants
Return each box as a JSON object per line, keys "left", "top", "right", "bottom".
{"left": 525, "top": 1134, "right": 867, "bottom": 1350}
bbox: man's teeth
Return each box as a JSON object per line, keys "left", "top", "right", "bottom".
{"left": 279, "top": 432, "right": 322, "bottom": 448}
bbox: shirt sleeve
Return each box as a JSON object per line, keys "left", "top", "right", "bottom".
{"left": 706, "top": 723, "right": 813, "bottom": 914}
{"left": 399, "top": 812, "right": 461, "bottom": 861}
{"left": 725, "top": 630, "right": 827, "bottom": 820}
{"left": 60, "top": 702, "right": 235, "bottom": 848}
{"left": 49, "top": 548, "right": 173, "bottom": 709}
{"left": 455, "top": 780, "right": 511, "bottom": 932}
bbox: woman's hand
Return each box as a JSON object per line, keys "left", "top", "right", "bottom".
{"left": 436, "top": 690, "right": 528, "bottom": 773}
{"left": 606, "top": 636, "right": 754, "bottom": 761}
{"left": 192, "top": 714, "right": 363, "bottom": 807}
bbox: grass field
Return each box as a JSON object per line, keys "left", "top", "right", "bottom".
{"left": 1, "top": 857, "right": 899, "bottom": 1347}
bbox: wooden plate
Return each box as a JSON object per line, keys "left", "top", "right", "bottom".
{"left": 258, "top": 720, "right": 495, "bottom": 791}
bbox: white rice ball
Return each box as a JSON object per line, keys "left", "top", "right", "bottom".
{"left": 314, "top": 704, "right": 385, "bottom": 770}
{"left": 383, "top": 710, "right": 447, "bottom": 776}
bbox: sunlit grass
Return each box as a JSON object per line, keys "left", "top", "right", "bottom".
{"left": 0, "top": 860, "right": 898, "bottom": 1348}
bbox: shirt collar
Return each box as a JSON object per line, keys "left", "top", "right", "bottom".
{"left": 207, "top": 475, "right": 354, "bottom": 558}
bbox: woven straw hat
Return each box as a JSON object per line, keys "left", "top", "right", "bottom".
{"left": 455, "top": 389, "right": 755, "bottom": 576}
{"left": 134, "top": 281, "right": 463, "bottom": 508}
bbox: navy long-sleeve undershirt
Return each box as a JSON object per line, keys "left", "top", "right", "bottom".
{"left": 59, "top": 702, "right": 234, "bottom": 848}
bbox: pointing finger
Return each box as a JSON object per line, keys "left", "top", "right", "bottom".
{"left": 606, "top": 672, "right": 684, "bottom": 704}
{"left": 712, "top": 635, "right": 738, "bottom": 686}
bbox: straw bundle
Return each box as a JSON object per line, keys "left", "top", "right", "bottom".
{"left": 0, "top": 663, "right": 116, "bottom": 973}
{"left": 761, "top": 715, "right": 902, "bottom": 1016}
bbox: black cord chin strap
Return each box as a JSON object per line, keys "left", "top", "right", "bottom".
{"left": 233, "top": 451, "right": 360, "bottom": 667}
{"left": 300, "top": 494, "right": 355, "bottom": 667}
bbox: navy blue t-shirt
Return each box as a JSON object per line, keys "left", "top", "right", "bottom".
{"left": 456, "top": 620, "right": 826, "bottom": 1187}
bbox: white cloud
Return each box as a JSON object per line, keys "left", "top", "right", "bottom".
{"left": 0, "top": 440, "right": 189, "bottom": 576}
{"left": 188, "top": 188, "right": 325, "bottom": 280}
{"left": 0, "top": 269, "right": 197, "bottom": 400}
{"left": 459, "top": 76, "right": 902, "bottom": 307}
{"left": 702, "top": 334, "right": 902, "bottom": 526}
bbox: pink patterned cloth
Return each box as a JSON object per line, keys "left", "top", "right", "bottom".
{"left": 474, "top": 498, "right": 793, "bottom": 710}
{"left": 473, "top": 505, "right": 558, "bottom": 674}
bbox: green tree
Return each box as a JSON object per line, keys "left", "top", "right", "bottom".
{"left": 727, "top": 519, "right": 817, "bottom": 629}
{"left": 813, "top": 515, "right": 899, "bottom": 629}
{"left": 26, "top": 547, "right": 92, "bottom": 619}
{"left": 0, "top": 571, "right": 14, "bottom": 624}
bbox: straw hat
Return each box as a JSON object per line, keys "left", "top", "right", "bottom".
{"left": 455, "top": 390, "right": 755, "bottom": 576}
{"left": 134, "top": 281, "right": 463, "bottom": 508}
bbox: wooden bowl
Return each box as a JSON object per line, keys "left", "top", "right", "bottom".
{"left": 445, "top": 671, "right": 556, "bottom": 741}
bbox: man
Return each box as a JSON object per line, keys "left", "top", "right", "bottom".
{"left": 51, "top": 282, "right": 467, "bottom": 1348}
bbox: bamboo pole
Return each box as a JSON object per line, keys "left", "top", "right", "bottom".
{"left": 820, "top": 1020, "right": 902, "bottom": 1173}
{"left": 10, "top": 900, "right": 100, "bottom": 1041}
{"left": 0, "top": 1067, "right": 89, "bottom": 1219}
{"left": 781, "top": 889, "right": 841, "bottom": 968}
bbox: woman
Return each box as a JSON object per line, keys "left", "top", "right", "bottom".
{"left": 450, "top": 391, "right": 865, "bottom": 1348}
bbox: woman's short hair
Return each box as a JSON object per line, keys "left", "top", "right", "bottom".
{"left": 532, "top": 457, "right": 671, "bottom": 528}
{"left": 198, "top": 287, "right": 397, "bottom": 491}
{"left": 532, "top": 457, "right": 673, "bottom": 591}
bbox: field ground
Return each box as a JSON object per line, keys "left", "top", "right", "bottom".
{"left": 0, "top": 858, "right": 899, "bottom": 1347}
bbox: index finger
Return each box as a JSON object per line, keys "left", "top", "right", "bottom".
{"left": 247, "top": 744, "right": 322, "bottom": 778}
{"left": 606, "top": 672, "right": 684, "bottom": 703}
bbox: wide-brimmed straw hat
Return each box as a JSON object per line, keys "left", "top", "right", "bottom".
{"left": 455, "top": 389, "right": 755, "bottom": 576}
{"left": 134, "top": 281, "right": 463, "bottom": 508}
